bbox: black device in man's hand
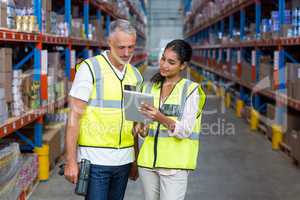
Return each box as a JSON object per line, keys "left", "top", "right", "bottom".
{"left": 58, "top": 159, "right": 91, "bottom": 196}
{"left": 75, "top": 159, "right": 91, "bottom": 196}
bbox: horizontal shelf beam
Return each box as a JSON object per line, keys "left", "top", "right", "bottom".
{"left": 191, "top": 57, "right": 300, "bottom": 111}
{"left": 0, "top": 97, "right": 67, "bottom": 139}
{"left": 192, "top": 37, "right": 300, "bottom": 49}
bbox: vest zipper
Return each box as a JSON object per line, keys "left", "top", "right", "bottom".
{"left": 100, "top": 54, "right": 128, "bottom": 149}
{"left": 119, "top": 81, "right": 124, "bottom": 148}
{"left": 152, "top": 123, "right": 160, "bottom": 168}
{"left": 152, "top": 79, "right": 184, "bottom": 167}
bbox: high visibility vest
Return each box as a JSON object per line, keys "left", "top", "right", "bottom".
{"left": 76, "top": 54, "right": 143, "bottom": 148}
{"left": 137, "top": 78, "right": 206, "bottom": 170}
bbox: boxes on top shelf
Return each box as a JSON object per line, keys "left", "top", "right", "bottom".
{"left": 0, "top": 2, "right": 7, "bottom": 28}
{"left": 42, "top": 0, "right": 52, "bottom": 12}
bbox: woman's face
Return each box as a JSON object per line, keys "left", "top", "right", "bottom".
{"left": 159, "top": 48, "right": 184, "bottom": 78}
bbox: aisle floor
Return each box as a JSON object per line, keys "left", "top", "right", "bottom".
{"left": 30, "top": 67, "right": 300, "bottom": 200}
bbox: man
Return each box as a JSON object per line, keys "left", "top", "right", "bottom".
{"left": 64, "top": 19, "right": 143, "bottom": 200}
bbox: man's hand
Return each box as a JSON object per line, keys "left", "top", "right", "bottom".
{"left": 134, "top": 123, "right": 149, "bottom": 137}
{"left": 64, "top": 161, "right": 79, "bottom": 184}
{"left": 128, "top": 161, "right": 139, "bottom": 181}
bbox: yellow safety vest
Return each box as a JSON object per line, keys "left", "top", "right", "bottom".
{"left": 76, "top": 54, "right": 143, "bottom": 148}
{"left": 137, "top": 78, "right": 206, "bottom": 170}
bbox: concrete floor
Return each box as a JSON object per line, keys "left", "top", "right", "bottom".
{"left": 30, "top": 67, "right": 300, "bottom": 200}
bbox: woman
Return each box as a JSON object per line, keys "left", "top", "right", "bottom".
{"left": 135, "top": 39, "right": 206, "bottom": 200}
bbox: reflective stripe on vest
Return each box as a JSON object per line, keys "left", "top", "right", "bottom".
{"left": 148, "top": 129, "right": 200, "bottom": 140}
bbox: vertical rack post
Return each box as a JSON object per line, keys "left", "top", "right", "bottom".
{"left": 106, "top": 15, "right": 111, "bottom": 37}
{"left": 275, "top": 0, "right": 286, "bottom": 127}
{"left": 84, "top": 0, "right": 90, "bottom": 59}
{"left": 240, "top": 9, "right": 245, "bottom": 41}
{"left": 65, "top": 0, "right": 72, "bottom": 80}
{"left": 255, "top": 0, "right": 261, "bottom": 39}
{"left": 253, "top": 0, "right": 262, "bottom": 109}
{"left": 254, "top": 49, "right": 261, "bottom": 109}
{"left": 229, "top": 15, "right": 234, "bottom": 39}
{"left": 33, "top": 0, "right": 43, "bottom": 148}
{"left": 96, "top": 9, "right": 102, "bottom": 54}
{"left": 279, "top": 0, "right": 285, "bottom": 33}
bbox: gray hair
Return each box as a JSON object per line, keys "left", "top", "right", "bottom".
{"left": 109, "top": 19, "right": 136, "bottom": 37}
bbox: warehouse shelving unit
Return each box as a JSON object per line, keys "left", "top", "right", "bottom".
{"left": 184, "top": 0, "right": 300, "bottom": 151}
{"left": 0, "top": 0, "right": 147, "bottom": 140}
{"left": 0, "top": 1, "right": 147, "bottom": 198}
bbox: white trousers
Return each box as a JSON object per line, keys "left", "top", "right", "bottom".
{"left": 139, "top": 167, "right": 188, "bottom": 200}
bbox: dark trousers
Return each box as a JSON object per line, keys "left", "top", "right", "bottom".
{"left": 85, "top": 163, "right": 131, "bottom": 200}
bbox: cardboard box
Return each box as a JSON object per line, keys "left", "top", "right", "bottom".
{"left": 43, "top": 126, "right": 62, "bottom": 170}
{"left": 287, "top": 111, "right": 300, "bottom": 131}
{"left": 286, "top": 63, "right": 300, "bottom": 82}
{"left": 0, "top": 72, "right": 12, "bottom": 102}
{"left": 287, "top": 81, "right": 294, "bottom": 98}
{"left": 48, "top": 52, "right": 60, "bottom": 67}
{"left": 0, "top": 3, "right": 7, "bottom": 28}
{"left": 42, "top": 0, "right": 51, "bottom": 12}
{"left": 0, "top": 48, "right": 12, "bottom": 72}
{"left": 293, "top": 80, "right": 300, "bottom": 100}
{"left": 259, "top": 63, "right": 273, "bottom": 82}
{"left": 241, "top": 60, "right": 253, "bottom": 84}
{"left": 290, "top": 130, "right": 300, "bottom": 163}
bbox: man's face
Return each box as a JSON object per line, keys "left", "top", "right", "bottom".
{"left": 108, "top": 30, "right": 136, "bottom": 65}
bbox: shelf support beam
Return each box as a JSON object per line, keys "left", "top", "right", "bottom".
{"left": 240, "top": 9, "right": 245, "bottom": 41}
{"left": 84, "top": 0, "right": 90, "bottom": 39}
{"left": 279, "top": 0, "right": 285, "bottom": 33}
{"left": 255, "top": 0, "right": 261, "bottom": 39}
{"left": 13, "top": 50, "right": 34, "bottom": 70}
{"left": 65, "top": 0, "right": 72, "bottom": 36}
{"left": 15, "top": 131, "right": 35, "bottom": 148}
{"left": 34, "top": 0, "right": 42, "bottom": 32}
{"left": 229, "top": 15, "right": 234, "bottom": 39}
{"left": 106, "top": 15, "right": 111, "bottom": 37}
{"left": 65, "top": 0, "right": 72, "bottom": 79}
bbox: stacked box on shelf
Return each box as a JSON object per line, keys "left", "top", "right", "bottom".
{"left": 0, "top": 48, "right": 13, "bottom": 104}
{"left": 290, "top": 130, "right": 300, "bottom": 164}
{"left": 42, "top": 0, "right": 51, "bottom": 34}
{"left": 241, "top": 59, "right": 252, "bottom": 84}
{"left": 0, "top": 88, "right": 8, "bottom": 124}
{"left": 6, "top": 0, "right": 16, "bottom": 29}
{"left": 0, "top": 2, "right": 7, "bottom": 28}
{"left": 43, "top": 123, "right": 65, "bottom": 170}
{"left": 259, "top": 56, "right": 274, "bottom": 90}
{"left": 91, "top": 19, "right": 104, "bottom": 41}
{"left": 48, "top": 52, "right": 59, "bottom": 103}
{"left": 21, "top": 71, "right": 33, "bottom": 112}
{"left": 12, "top": 70, "right": 25, "bottom": 117}
{"left": 15, "top": 0, "right": 38, "bottom": 33}
{"left": 72, "top": 18, "right": 83, "bottom": 38}
{"left": 286, "top": 63, "right": 300, "bottom": 100}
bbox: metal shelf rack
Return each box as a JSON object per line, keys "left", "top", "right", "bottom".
{"left": 184, "top": 0, "right": 300, "bottom": 130}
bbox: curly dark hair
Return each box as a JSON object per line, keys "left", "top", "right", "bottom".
{"left": 151, "top": 39, "right": 192, "bottom": 85}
